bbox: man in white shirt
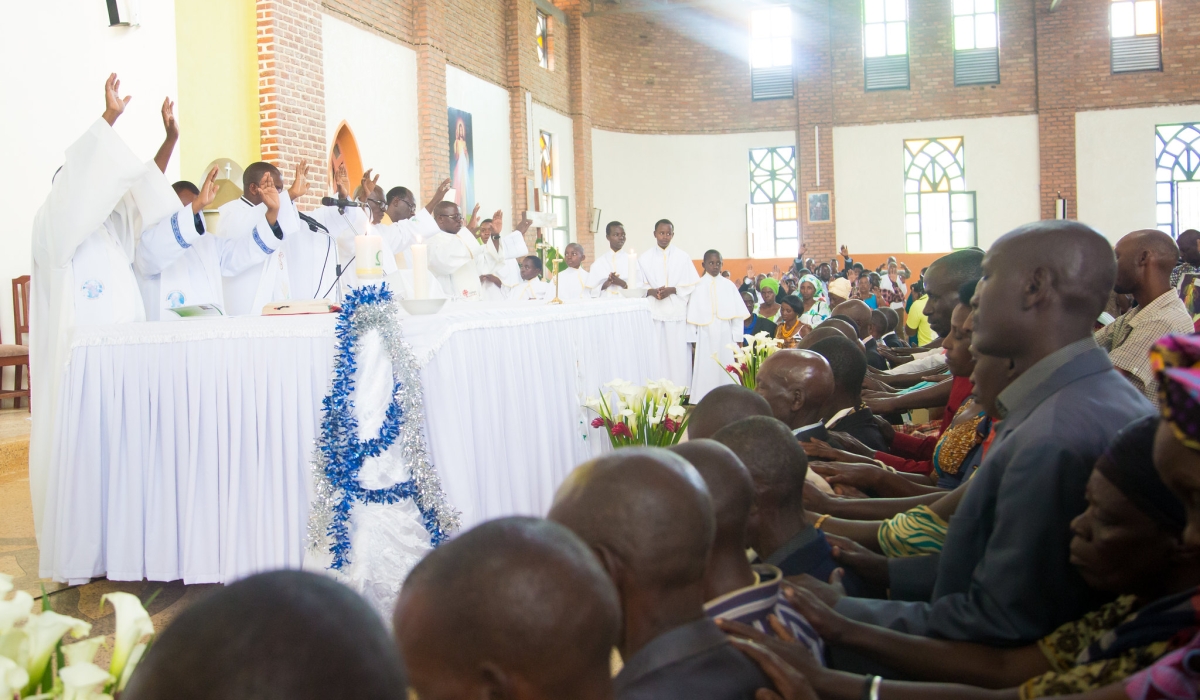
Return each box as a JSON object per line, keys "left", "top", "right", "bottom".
{"left": 508, "top": 256, "right": 554, "bottom": 301}
{"left": 638, "top": 219, "right": 700, "bottom": 387}
{"left": 687, "top": 250, "right": 749, "bottom": 401}
{"left": 370, "top": 178, "right": 452, "bottom": 274}
{"left": 554, "top": 243, "right": 591, "bottom": 301}
{"left": 587, "top": 221, "right": 636, "bottom": 298}
{"left": 476, "top": 213, "right": 530, "bottom": 300}
{"left": 428, "top": 201, "right": 526, "bottom": 300}
{"left": 29, "top": 74, "right": 183, "bottom": 540}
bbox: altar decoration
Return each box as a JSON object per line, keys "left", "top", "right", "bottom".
{"left": 720, "top": 332, "right": 782, "bottom": 390}
{"left": 584, "top": 379, "right": 689, "bottom": 448}
{"left": 0, "top": 575, "right": 154, "bottom": 699}
{"left": 307, "top": 283, "right": 460, "bottom": 576}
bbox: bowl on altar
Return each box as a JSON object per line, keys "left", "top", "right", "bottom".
{"left": 619, "top": 288, "right": 647, "bottom": 299}
{"left": 400, "top": 298, "right": 447, "bottom": 315}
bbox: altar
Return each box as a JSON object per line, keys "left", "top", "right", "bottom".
{"left": 40, "top": 298, "right": 665, "bottom": 588}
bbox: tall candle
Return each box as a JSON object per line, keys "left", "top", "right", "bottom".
{"left": 355, "top": 235, "right": 384, "bottom": 279}
{"left": 411, "top": 243, "right": 429, "bottom": 300}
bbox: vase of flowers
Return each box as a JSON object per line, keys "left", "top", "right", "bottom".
{"left": 720, "top": 332, "right": 783, "bottom": 390}
{"left": 584, "top": 379, "right": 689, "bottom": 448}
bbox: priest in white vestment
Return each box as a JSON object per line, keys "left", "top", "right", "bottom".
{"left": 637, "top": 220, "right": 700, "bottom": 387}
{"left": 219, "top": 161, "right": 306, "bottom": 315}
{"left": 428, "top": 201, "right": 527, "bottom": 300}
{"left": 29, "top": 75, "right": 183, "bottom": 551}
{"left": 475, "top": 213, "right": 529, "bottom": 300}
{"left": 508, "top": 256, "right": 554, "bottom": 301}
{"left": 136, "top": 166, "right": 280, "bottom": 319}
{"left": 554, "top": 243, "right": 591, "bottom": 301}
{"left": 687, "top": 250, "right": 749, "bottom": 401}
{"left": 587, "top": 221, "right": 637, "bottom": 298}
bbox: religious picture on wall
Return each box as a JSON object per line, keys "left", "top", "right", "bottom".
{"left": 539, "top": 130, "right": 554, "bottom": 196}
{"left": 807, "top": 191, "right": 831, "bottom": 223}
{"left": 448, "top": 108, "right": 475, "bottom": 213}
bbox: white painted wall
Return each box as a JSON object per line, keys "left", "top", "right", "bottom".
{"left": 0, "top": 0, "right": 178, "bottom": 361}
{"left": 530, "top": 103, "right": 576, "bottom": 242}
{"left": 833, "top": 115, "right": 1040, "bottom": 253}
{"left": 592, "top": 129, "right": 796, "bottom": 259}
{"left": 445, "top": 67, "right": 512, "bottom": 223}
{"left": 322, "top": 15, "right": 419, "bottom": 198}
{"left": 1076, "top": 105, "right": 1200, "bottom": 243}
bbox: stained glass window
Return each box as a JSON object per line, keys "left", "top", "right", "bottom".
{"left": 1155, "top": 123, "right": 1200, "bottom": 238}
{"left": 536, "top": 11, "right": 551, "bottom": 69}
{"left": 539, "top": 130, "right": 554, "bottom": 196}
{"left": 864, "top": 0, "right": 908, "bottom": 58}
{"left": 748, "top": 147, "right": 799, "bottom": 258}
{"left": 903, "top": 138, "right": 976, "bottom": 253}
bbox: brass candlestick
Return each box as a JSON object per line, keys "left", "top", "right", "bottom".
{"left": 550, "top": 254, "right": 564, "bottom": 305}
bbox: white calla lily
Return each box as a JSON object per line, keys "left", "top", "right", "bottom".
{"left": 667, "top": 405, "right": 687, "bottom": 420}
{"left": 59, "top": 662, "right": 113, "bottom": 700}
{"left": 101, "top": 593, "right": 153, "bottom": 683}
{"left": 116, "top": 642, "right": 147, "bottom": 692}
{"left": 24, "top": 611, "right": 91, "bottom": 688}
{"left": 0, "top": 590, "right": 34, "bottom": 634}
{"left": 62, "top": 637, "right": 106, "bottom": 667}
{"left": 0, "top": 655, "right": 29, "bottom": 700}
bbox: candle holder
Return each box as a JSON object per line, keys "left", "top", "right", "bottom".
{"left": 549, "top": 254, "right": 564, "bottom": 305}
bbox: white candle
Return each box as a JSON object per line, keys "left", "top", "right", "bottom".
{"left": 411, "top": 243, "right": 429, "bottom": 300}
{"left": 355, "top": 235, "right": 384, "bottom": 279}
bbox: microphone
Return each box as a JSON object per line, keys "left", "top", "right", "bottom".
{"left": 321, "top": 196, "right": 367, "bottom": 209}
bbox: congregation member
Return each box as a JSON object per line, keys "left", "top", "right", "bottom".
{"left": 687, "top": 250, "right": 749, "bottom": 401}
{"left": 123, "top": 571, "right": 408, "bottom": 700}
{"left": 753, "top": 349, "right": 836, "bottom": 442}
{"left": 394, "top": 517, "right": 620, "bottom": 700}
{"left": 687, "top": 384, "right": 774, "bottom": 440}
{"left": 588, "top": 221, "right": 637, "bottom": 298}
{"left": 833, "top": 300, "right": 884, "bottom": 369}
{"left": 797, "top": 274, "right": 832, "bottom": 328}
{"left": 670, "top": 439, "right": 826, "bottom": 661}
{"left": 638, "top": 219, "right": 700, "bottom": 387}
{"left": 742, "top": 291, "right": 778, "bottom": 340}
{"left": 1169, "top": 228, "right": 1200, "bottom": 290}
{"left": 1094, "top": 229, "right": 1193, "bottom": 405}
{"left": 428, "top": 201, "right": 527, "bottom": 300}
{"left": 757, "top": 277, "right": 782, "bottom": 322}
{"left": 30, "top": 75, "right": 185, "bottom": 537}
{"left": 853, "top": 273, "right": 880, "bottom": 309}
{"left": 548, "top": 448, "right": 771, "bottom": 699}
{"left": 508, "top": 256, "right": 553, "bottom": 301}
{"left": 776, "top": 295, "right": 807, "bottom": 348}
{"left": 808, "top": 335, "right": 889, "bottom": 452}
{"left": 555, "top": 242, "right": 592, "bottom": 301}
{"left": 712, "top": 416, "right": 876, "bottom": 598}
{"left": 878, "top": 261, "right": 908, "bottom": 313}
{"left": 827, "top": 277, "right": 852, "bottom": 306}
{"left": 874, "top": 308, "right": 908, "bottom": 348}
{"left": 825, "top": 221, "right": 1154, "bottom": 647}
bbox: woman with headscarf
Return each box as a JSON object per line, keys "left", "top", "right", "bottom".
{"left": 796, "top": 274, "right": 831, "bottom": 329}
{"left": 757, "top": 277, "right": 782, "bottom": 322}
{"left": 774, "top": 294, "right": 806, "bottom": 349}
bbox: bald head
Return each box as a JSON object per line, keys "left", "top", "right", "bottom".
{"left": 688, "top": 385, "right": 773, "bottom": 439}
{"left": 815, "top": 318, "right": 861, "bottom": 347}
{"left": 124, "top": 571, "right": 406, "bottom": 700}
{"left": 670, "top": 440, "right": 755, "bottom": 549}
{"left": 1179, "top": 229, "right": 1200, "bottom": 266}
{"left": 548, "top": 448, "right": 715, "bottom": 592}
{"left": 973, "top": 221, "right": 1115, "bottom": 358}
{"left": 832, "top": 300, "right": 872, "bottom": 339}
{"left": 433, "top": 200, "right": 461, "bottom": 233}
{"left": 1114, "top": 228, "right": 1180, "bottom": 297}
{"left": 924, "top": 248, "right": 984, "bottom": 337}
{"left": 754, "top": 349, "right": 834, "bottom": 429}
{"left": 797, "top": 326, "right": 844, "bottom": 349}
{"left": 712, "top": 416, "right": 808, "bottom": 515}
{"left": 396, "top": 517, "right": 619, "bottom": 700}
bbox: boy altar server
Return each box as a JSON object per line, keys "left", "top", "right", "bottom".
{"left": 508, "top": 256, "right": 553, "bottom": 301}
{"left": 587, "top": 221, "right": 636, "bottom": 298}
{"left": 428, "top": 202, "right": 528, "bottom": 300}
{"left": 30, "top": 75, "right": 183, "bottom": 538}
{"left": 687, "top": 250, "right": 749, "bottom": 401}
{"left": 555, "top": 243, "right": 591, "bottom": 301}
{"left": 638, "top": 219, "right": 699, "bottom": 387}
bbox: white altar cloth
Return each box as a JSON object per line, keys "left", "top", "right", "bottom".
{"left": 41, "top": 298, "right": 664, "bottom": 584}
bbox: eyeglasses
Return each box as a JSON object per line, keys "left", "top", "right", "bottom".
{"left": 438, "top": 213, "right": 464, "bottom": 222}
{"left": 367, "top": 199, "right": 385, "bottom": 207}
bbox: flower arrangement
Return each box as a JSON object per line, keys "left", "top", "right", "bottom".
{"left": 584, "top": 379, "right": 689, "bottom": 448}
{"left": 720, "top": 332, "right": 783, "bottom": 390}
{"left": 0, "top": 575, "right": 155, "bottom": 700}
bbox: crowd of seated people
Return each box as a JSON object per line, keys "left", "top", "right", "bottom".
{"left": 120, "top": 220, "right": 1200, "bottom": 700}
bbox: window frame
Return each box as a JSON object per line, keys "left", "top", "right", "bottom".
{"left": 536, "top": 10, "right": 553, "bottom": 70}
{"left": 747, "top": 146, "right": 800, "bottom": 258}
{"left": 903, "top": 137, "right": 977, "bottom": 253}
{"left": 1154, "top": 123, "right": 1200, "bottom": 238}
{"left": 749, "top": 6, "right": 795, "bottom": 100}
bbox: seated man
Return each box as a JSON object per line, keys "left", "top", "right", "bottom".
{"left": 1095, "top": 228, "right": 1194, "bottom": 406}
{"left": 712, "top": 416, "right": 878, "bottom": 599}
{"left": 808, "top": 336, "right": 888, "bottom": 452}
{"left": 877, "top": 307, "right": 908, "bottom": 348}
{"left": 671, "top": 439, "right": 825, "bottom": 663}
{"left": 122, "top": 570, "right": 408, "bottom": 700}
{"left": 548, "top": 448, "right": 770, "bottom": 700}
{"left": 687, "top": 384, "right": 773, "bottom": 440}
{"left": 395, "top": 517, "right": 620, "bottom": 700}
{"left": 753, "top": 349, "right": 835, "bottom": 443}
{"left": 508, "top": 255, "right": 553, "bottom": 301}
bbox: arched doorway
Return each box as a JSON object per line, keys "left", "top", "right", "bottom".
{"left": 330, "top": 122, "right": 364, "bottom": 197}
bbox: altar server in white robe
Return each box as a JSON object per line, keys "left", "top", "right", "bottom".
{"left": 587, "top": 221, "right": 637, "bottom": 298}
{"left": 428, "top": 201, "right": 527, "bottom": 300}
{"left": 508, "top": 256, "right": 554, "bottom": 301}
{"left": 637, "top": 219, "right": 700, "bottom": 387}
{"left": 476, "top": 212, "right": 532, "bottom": 300}
{"left": 555, "top": 243, "right": 592, "bottom": 301}
{"left": 687, "top": 250, "right": 749, "bottom": 401}
{"left": 219, "top": 161, "right": 306, "bottom": 314}
{"left": 29, "top": 75, "right": 183, "bottom": 545}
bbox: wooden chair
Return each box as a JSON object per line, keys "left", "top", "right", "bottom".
{"left": 0, "top": 275, "right": 30, "bottom": 410}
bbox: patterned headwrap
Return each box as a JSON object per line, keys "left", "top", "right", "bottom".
{"left": 759, "top": 277, "right": 781, "bottom": 296}
{"left": 798, "top": 274, "right": 827, "bottom": 301}
{"left": 1151, "top": 335, "right": 1200, "bottom": 451}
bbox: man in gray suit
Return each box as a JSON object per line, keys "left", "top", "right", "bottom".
{"left": 826, "top": 221, "right": 1155, "bottom": 646}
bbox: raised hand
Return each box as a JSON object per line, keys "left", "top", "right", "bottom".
{"left": 161, "top": 97, "right": 179, "bottom": 140}
{"left": 491, "top": 210, "right": 504, "bottom": 234}
{"left": 359, "top": 168, "right": 380, "bottom": 202}
{"left": 103, "top": 73, "right": 132, "bottom": 126}
{"left": 840, "top": 244, "right": 849, "bottom": 257}
{"left": 261, "top": 181, "right": 281, "bottom": 223}
{"left": 192, "top": 166, "right": 221, "bottom": 214}
{"left": 466, "top": 203, "right": 483, "bottom": 233}
{"left": 515, "top": 215, "right": 534, "bottom": 235}
{"left": 334, "top": 165, "right": 350, "bottom": 199}
{"left": 288, "top": 159, "right": 310, "bottom": 201}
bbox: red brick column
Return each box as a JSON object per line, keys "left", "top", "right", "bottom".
{"left": 415, "top": 0, "right": 449, "bottom": 203}
{"left": 1035, "top": 2, "right": 1076, "bottom": 220}
{"left": 256, "top": 0, "right": 327, "bottom": 208}
{"left": 564, "top": 2, "right": 595, "bottom": 255}
{"left": 506, "top": 0, "right": 534, "bottom": 247}
{"left": 796, "top": 1, "right": 836, "bottom": 260}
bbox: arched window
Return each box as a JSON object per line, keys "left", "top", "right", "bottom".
{"left": 330, "top": 122, "right": 364, "bottom": 197}
{"left": 1155, "top": 123, "right": 1200, "bottom": 237}
{"left": 903, "top": 138, "right": 976, "bottom": 253}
